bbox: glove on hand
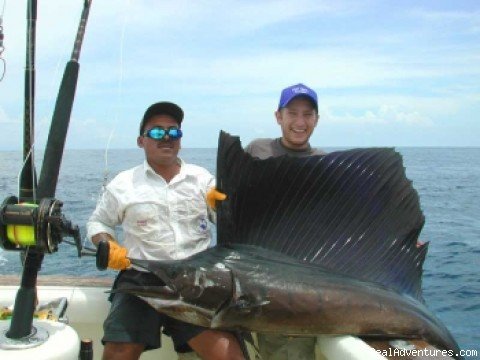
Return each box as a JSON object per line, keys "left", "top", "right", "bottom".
{"left": 108, "top": 240, "right": 131, "bottom": 270}
{"left": 206, "top": 188, "right": 227, "bottom": 209}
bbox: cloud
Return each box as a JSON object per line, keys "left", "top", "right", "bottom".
{"left": 411, "top": 8, "right": 480, "bottom": 23}
{"left": 1, "top": 1, "right": 478, "bottom": 149}
{"left": 322, "top": 104, "right": 433, "bottom": 126}
{"left": 114, "top": 0, "right": 365, "bottom": 37}
{"left": 410, "top": 8, "right": 480, "bottom": 34}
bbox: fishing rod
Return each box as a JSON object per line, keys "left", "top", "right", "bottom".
{"left": 0, "top": 1, "right": 5, "bottom": 81}
{"left": 38, "top": 0, "right": 92, "bottom": 199}
{"left": 0, "top": 0, "right": 93, "bottom": 344}
{"left": 1, "top": 0, "right": 39, "bottom": 341}
{"left": 19, "top": 0, "right": 36, "bottom": 204}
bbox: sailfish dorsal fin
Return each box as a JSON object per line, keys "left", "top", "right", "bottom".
{"left": 216, "top": 131, "right": 427, "bottom": 300}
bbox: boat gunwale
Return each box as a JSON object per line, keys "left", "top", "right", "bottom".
{"left": 0, "top": 275, "right": 113, "bottom": 287}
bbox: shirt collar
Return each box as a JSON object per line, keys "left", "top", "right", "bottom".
{"left": 142, "top": 158, "right": 187, "bottom": 183}
{"left": 276, "top": 137, "right": 312, "bottom": 153}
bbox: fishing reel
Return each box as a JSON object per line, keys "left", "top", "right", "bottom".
{"left": 0, "top": 195, "right": 83, "bottom": 257}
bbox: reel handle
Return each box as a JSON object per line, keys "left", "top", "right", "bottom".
{"left": 96, "top": 239, "right": 110, "bottom": 271}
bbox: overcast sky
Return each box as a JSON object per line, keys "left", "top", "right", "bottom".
{"left": 0, "top": 0, "right": 479, "bottom": 150}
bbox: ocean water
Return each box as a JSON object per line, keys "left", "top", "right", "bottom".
{"left": 0, "top": 147, "right": 479, "bottom": 356}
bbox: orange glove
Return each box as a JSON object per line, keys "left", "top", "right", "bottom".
{"left": 206, "top": 188, "right": 227, "bottom": 209}
{"left": 108, "top": 241, "right": 131, "bottom": 270}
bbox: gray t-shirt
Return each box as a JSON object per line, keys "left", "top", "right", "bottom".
{"left": 244, "top": 138, "right": 325, "bottom": 159}
{"left": 243, "top": 137, "right": 325, "bottom": 351}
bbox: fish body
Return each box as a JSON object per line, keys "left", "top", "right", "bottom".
{"left": 116, "top": 131, "right": 462, "bottom": 359}
{"left": 123, "top": 245, "right": 460, "bottom": 357}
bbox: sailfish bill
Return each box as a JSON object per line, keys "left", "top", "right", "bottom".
{"left": 115, "top": 131, "right": 462, "bottom": 359}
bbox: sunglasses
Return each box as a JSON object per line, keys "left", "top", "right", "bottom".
{"left": 143, "top": 126, "right": 183, "bottom": 141}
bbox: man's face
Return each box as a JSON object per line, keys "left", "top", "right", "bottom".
{"left": 137, "top": 115, "right": 181, "bottom": 167}
{"left": 275, "top": 97, "right": 319, "bottom": 149}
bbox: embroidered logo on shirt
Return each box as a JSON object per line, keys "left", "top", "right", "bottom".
{"left": 199, "top": 218, "right": 208, "bottom": 231}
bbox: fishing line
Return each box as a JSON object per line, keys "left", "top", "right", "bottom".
{"left": 101, "top": 0, "right": 131, "bottom": 193}
{"left": 85, "top": 0, "right": 131, "bottom": 253}
{"left": 17, "top": 146, "right": 35, "bottom": 190}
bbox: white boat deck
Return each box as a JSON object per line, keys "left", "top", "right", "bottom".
{"left": 0, "top": 276, "right": 454, "bottom": 360}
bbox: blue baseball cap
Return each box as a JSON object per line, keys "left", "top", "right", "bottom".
{"left": 278, "top": 83, "right": 318, "bottom": 111}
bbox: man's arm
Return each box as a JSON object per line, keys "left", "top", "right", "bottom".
{"left": 86, "top": 188, "right": 121, "bottom": 244}
{"left": 87, "top": 189, "right": 130, "bottom": 270}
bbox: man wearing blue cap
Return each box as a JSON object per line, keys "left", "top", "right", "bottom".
{"left": 245, "top": 83, "right": 324, "bottom": 159}
{"left": 245, "top": 83, "right": 324, "bottom": 359}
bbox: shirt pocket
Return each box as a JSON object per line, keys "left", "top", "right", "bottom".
{"left": 124, "top": 203, "right": 161, "bottom": 235}
{"left": 175, "top": 194, "right": 211, "bottom": 237}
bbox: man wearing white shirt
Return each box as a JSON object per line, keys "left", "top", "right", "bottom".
{"left": 87, "top": 102, "right": 244, "bottom": 360}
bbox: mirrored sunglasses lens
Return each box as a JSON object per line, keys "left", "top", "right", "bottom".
{"left": 168, "top": 128, "right": 182, "bottom": 139}
{"left": 148, "top": 128, "right": 166, "bottom": 139}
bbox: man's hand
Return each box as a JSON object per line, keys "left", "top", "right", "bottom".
{"left": 206, "top": 188, "right": 227, "bottom": 209}
{"left": 107, "top": 240, "right": 131, "bottom": 270}
{"left": 93, "top": 233, "right": 131, "bottom": 271}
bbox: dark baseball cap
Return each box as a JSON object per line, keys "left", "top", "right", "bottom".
{"left": 139, "top": 102, "right": 184, "bottom": 135}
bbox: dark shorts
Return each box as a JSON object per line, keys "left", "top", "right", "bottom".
{"left": 103, "top": 271, "right": 207, "bottom": 353}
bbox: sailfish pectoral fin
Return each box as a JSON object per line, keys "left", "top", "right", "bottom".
{"left": 211, "top": 294, "right": 270, "bottom": 329}
{"left": 234, "top": 296, "right": 270, "bottom": 314}
{"left": 211, "top": 269, "right": 270, "bottom": 328}
{"left": 219, "top": 295, "right": 270, "bottom": 316}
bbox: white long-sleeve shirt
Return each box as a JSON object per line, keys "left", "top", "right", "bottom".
{"left": 86, "top": 159, "right": 215, "bottom": 263}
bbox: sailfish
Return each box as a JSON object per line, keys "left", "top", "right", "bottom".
{"left": 115, "top": 131, "right": 461, "bottom": 358}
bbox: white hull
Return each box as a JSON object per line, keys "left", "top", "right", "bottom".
{"left": 0, "top": 278, "right": 176, "bottom": 359}
{"left": 0, "top": 276, "right": 445, "bottom": 360}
